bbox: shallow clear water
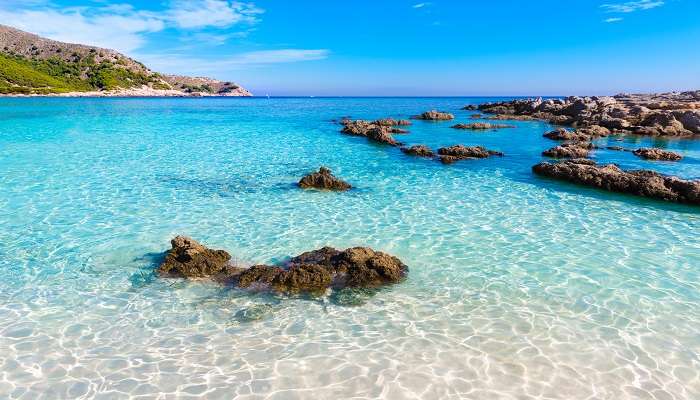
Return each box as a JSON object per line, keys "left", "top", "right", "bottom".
{"left": 0, "top": 97, "right": 699, "bottom": 400}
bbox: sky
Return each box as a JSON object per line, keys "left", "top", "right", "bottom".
{"left": 0, "top": 0, "right": 699, "bottom": 96}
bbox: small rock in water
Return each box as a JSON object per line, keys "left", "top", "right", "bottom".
{"left": 632, "top": 148, "right": 682, "bottom": 161}
{"left": 437, "top": 145, "right": 503, "bottom": 164}
{"left": 542, "top": 143, "right": 593, "bottom": 159}
{"left": 401, "top": 145, "right": 435, "bottom": 158}
{"left": 411, "top": 110, "right": 455, "bottom": 121}
{"left": 157, "top": 236, "right": 231, "bottom": 278}
{"left": 451, "top": 123, "right": 515, "bottom": 130}
{"left": 298, "top": 167, "right": 352, "bottom": 191}
{"left": 330, "top": 287, "right": 378, "bottom": 306}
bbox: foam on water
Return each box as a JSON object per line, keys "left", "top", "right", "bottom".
{"left": 0, "top": 97, "right": 699, "bottom": 399}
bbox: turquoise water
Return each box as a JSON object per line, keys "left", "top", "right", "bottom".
{"left": 1, "top": 97, "right": 699, "bottom": 399}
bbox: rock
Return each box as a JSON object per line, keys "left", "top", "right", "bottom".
{"left": 632, "top": 148, "right": 683, "bottom": 161}
{"left": 485, "top": 114, "right": 536, "bottom": 121}
{"left": 157, "top": 236, "right": 231, "bottom": 278}
{"left": 374, "top": 118, "right": 412, "bottom": 126}
{"left": 412, "top": 110, "right": 455, "bottom": 121}
{"left": 542, "top": 143, "right": 592, "bottom": 159}
{"left": 543, "top": 126, "right": 608, "bottom": 142}
{"left": 366, "top": 126, "right": 400, "bottom": 145}
{"left": 298, "top": 167, "right": 352, "bottom": 191}
{"left": 401, "top": 145, "right": 435, "bottom": 158}
{"left": 341, "top": 120, "right": 400, "bottom": 146}
{"left": 532, "top": 159, "right": 700, "bottom": 204}
{"left": 470, "top": 113, "right": 483, "bottom": 119}
{"left": 462, "top": 105, "right": 478, "bottom": 110}
{"left": 437, "top": 145, "right": 503, "bottom": 164}
{"left": 451, "top": 123, "right": 515, "bottom": 130}
{"left": 240, "top": 246, "right": 408, "bottom": 291}
{"left": 606, "top": 146, "right": 628, "bottom": 151}
{"left": 475, "top": 92, "right": 700, "bottom": 137}
{"left": 672, "top": 110, "right": 700, "bottom": 133}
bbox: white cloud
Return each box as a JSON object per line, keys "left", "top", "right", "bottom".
{"left": 604, "top": 17, "right": 624, "bottom": 22}
{"left": 412, "top": 3, "right": 431, "bottom": 8}
{"left": 138, "top": 49, "right": 329, "bottom": 76}
{"left": 601, "top": 0, "right": 664, "bottom": 13}
{"left": 0, "top": 8, "right": 164, "bottom": 53}
{"left": 168, "top": 0, "right": 263, "bottom": 29}
{"left": 0, "top": 1, "right": 263, "bottom": 54}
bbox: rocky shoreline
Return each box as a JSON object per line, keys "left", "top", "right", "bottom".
{"left": 0, "top": 85, "right": 252, "bottom": 98}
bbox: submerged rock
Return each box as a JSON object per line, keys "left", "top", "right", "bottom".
{"left": 298, "top": 167, "right": 352, "bottom": 191}
{"left": 451, "top": 122, "right": 515, "bottom": 130}
{"left": 542, "top": 142, "right": 593, "bottom": 159}
{"left": 532, "top": 159, "right": 700, "bottom": 204}
{"left": 412, "top": 110, "right": 455, "bottom": 121}
{"left": 400, "top": 145, "right": 435, "bottom": 158}
{"left": 462, "top": 105, "right": 478, "bottom": 110}
{"left": 157, "top": 236, "right": 231, "bottom": 278}
{"left": 632, "top": 148, "right": 683, "bottom": 161}
{"left": 484, "top": 114, "right": 536, "bottom": 121}
{"left": 437, "top": 145, "right": 503, "bottom": 164}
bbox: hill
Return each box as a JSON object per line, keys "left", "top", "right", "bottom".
{"left": 0, "top": 24, "right": 251, "bottom": 96}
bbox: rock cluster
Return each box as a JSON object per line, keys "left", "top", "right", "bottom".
{"left": 632, "top": 148, "right": 683, "bottom": 161}
{"left": 157, "top": 239, "right": 409, "bottom": 294}
{"left": 401, "top": 145, "right": 435, "bottom": 158}
{"left": 412, "top": 110, "right": 455, "bottom": 121}
{"left": 451, "top": 123, "right": 515, "bottom": 130}
{"left": 478, "top": 92, "right": 700, "bottom": 136}
{"left": 542, "top": 142, "right": 594, "bottom": 159}
{"left": 298, "top": 167, "right": 352, "bottom": 191}
{"left": 341, "top": 119, "right": 403, "bottom": 146}
{"left": 437, "top": 145, "right": 503, "bottom": 164}
{"left": 532, "top": 159, "right": 700, "bottom": 204}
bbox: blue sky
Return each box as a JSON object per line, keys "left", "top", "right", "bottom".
{"left": 1, "top": 0, "right": 699, "bottom": 95}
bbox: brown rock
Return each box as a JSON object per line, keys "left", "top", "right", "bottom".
{"left": 532, "top": 159, "right": 700, "bottom": 204}
{"left": 542, "top": 143, "right": 593, "bottom": 159}
{"left": 437, "top": 145, "right": 503, "bottom": 164}
{"left": 451, "top": 123, "right": 515, "bottom": 130}
{"left": 298, "top": 167, "right": 352, "bottom": 191}
{"left": 412, "top": 110, "right": 455, "bottom": 121}
{"left": 401, "top": 145, "right": 435, "bottom": 158}
{"left": 157, "top": 236, "right": 231, "bottom": 278}
{"left": 632, "top": 148, "right": 683, "bottom": 161}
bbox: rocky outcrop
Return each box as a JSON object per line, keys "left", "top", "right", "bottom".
{"left": 470, "top": 114, "right": 483, "bottom": 119}
{"left": 632, "top": 148, "right": 683, "bottom": 161}
{"left": 484, "top": 114, "right": 537, "bottom": 121}
{"left": 462, "top": 105, "right": 478, "bottom": 110}
{"left": 532, "top": 159, "right": 700, "bottom": 205}
{"left": 451, "top": 123, "right": 515, "bottom": 130}
{"left": 437, "top": 145, "right": 503, "bottom": 164}
{"left": 158, "top": 239, "right": 409, "bottom": 294}
{"left": 412, "top": 110, "right": 455, "bottom": 121}
{"left": 478, "top": 92, "right": 700, "bottom": 136}
{"left": 298, "top": 167, "right": 352, "bottom": 191}
{"left": 401, "top": 145, "right": 435, "bottom": 158}
{"left": 341, "top": 120, "right": 401, "bottom": 146}
{"left": 542, "top": 143, "right": 593, "bottom": 159}
{"left": 157, "top": 236, "right": 231, "bottom": 278}
{"left": 374, "top": 118, "right": 412, "bottom": 126}
{"left": 543, "top": 126, "right": 610, "bottom": 141}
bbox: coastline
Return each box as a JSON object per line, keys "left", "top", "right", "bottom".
{"left": 0, "top": 85, "right": 253, "bottom": 98}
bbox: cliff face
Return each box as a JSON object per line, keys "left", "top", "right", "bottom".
{"left": 0, "top": 24, "right": 252, "bottom": 96}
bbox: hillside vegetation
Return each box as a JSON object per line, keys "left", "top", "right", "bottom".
{"left": 0, "top": 52, "right": 163, "bottom": 94}
{"left": 0, "top": 24, "right": 251, "bottom": 96}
